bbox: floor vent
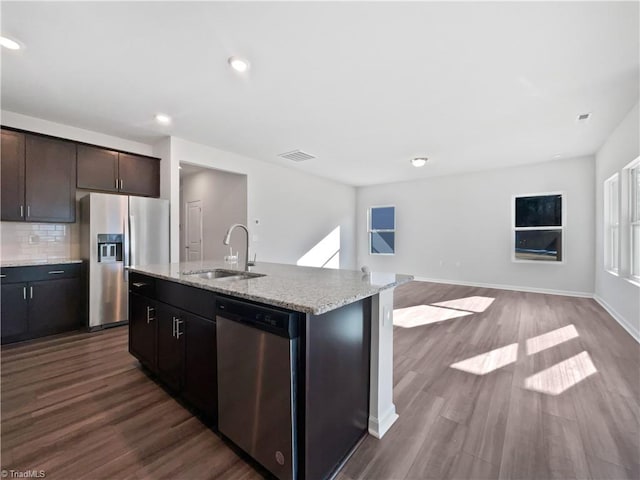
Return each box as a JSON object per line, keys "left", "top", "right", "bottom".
{"left": 278, "top": 150, "right": 316, "bottom": 162}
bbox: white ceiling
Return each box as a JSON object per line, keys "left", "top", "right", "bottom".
{"left": 1, "top": 2, "right": 638, "bottom": 186}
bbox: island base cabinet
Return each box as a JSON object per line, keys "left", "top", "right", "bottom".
{"left": 129, "top": 293, "right": 157, "bottom": 373}
{"left": 156, "top": 303, "right": 184, "bottom": 392}
{"left": 182, "top": 313, "right": 217, "bottom": 423}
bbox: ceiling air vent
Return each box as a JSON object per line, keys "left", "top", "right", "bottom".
{"left": 577, "top": 113, "right": 591, "bottom": 121}
{"left": 278, "top": 150, "right": 316, "bottom": 162}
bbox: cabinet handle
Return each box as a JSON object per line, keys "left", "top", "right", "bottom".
{"left": 27, "top": 206, "right": 30, "bottom": 217}
{"left": 146, "top": 306, "right": 155, "bottom": 323}
{"left": 29, "top": 286, "right": 33, "bottom": 299}
{"left": 48, "top": 270, "right": 65, "bottom": 275}
{"left": 23, "top": 286, "right": 26, "bottom": 300}
{"left": 0, "top": 274, "right": 6, "bottom": 278}
{"left": 172, "top": 317, "right": 176, "bottom": 338}
{"left": 132, "top": 282, "right": 147, "bottom": 288}
{"left": 175, "top": 319, "right": 183, "bottom": 339}
{"left": 115, "top": 178, "right": 119, "bottom": 190}
{"left": 120, "top": 179, "right": 124, "bottom": 190}
{"left": 20, "top": 205, "right": 23, "bottom": 217}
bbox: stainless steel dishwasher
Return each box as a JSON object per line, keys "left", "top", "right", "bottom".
{"left": 216, "top": 297, "right": 299, "bottom": 480}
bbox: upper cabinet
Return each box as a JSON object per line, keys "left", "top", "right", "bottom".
{"left": 1, "top": 129, "right": 76, "bottom": 223}
{"left": 1, "top": 129, "right": 26, "bottom": 221}
{"left": 77, "top": 145, "right": 160, "bottom": 198}
{"left": 25, "top": 135, "right": 77, "bottom": 223}
{"left": 77, "top": 144, "right": 119, "bottom": 192}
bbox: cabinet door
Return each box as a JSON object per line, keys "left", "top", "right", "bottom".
{"left": 156, "top": 302, "right": 185, "bottom": 391}
{"left": 25, "top": 135, "right": 76, "bottom": 222}
{"left": 129, "top": 293, "right": 157, "bottom": 372}
{"left": 1, "top": 283, "right": 29, "bottom": 342}
{"left": 77, "top": 145, "right": 119, "bottom": 192}
{"left": 1, "top": 129, "right": 26, "bottom": 221}
{"left": 118, "top": 153, "right": 160, "bottom": 198}
{"left": 182, "top": 313, "right": 217, "bottom": 421}
{"left": 28, "top": 278, "right": 81, "bottom": 337}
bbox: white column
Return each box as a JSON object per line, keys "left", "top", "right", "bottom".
{"left": 368, "top": 288, "right": 398, "bottom": 438}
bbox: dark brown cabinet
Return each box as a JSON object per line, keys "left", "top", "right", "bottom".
{"left": 25, "top": 135, "right": 77, "bottom": 222}
{"left": 182, "top": 312, "right": 217, "bottom": 421}
{"left": 157, "top": 302, "right": 185, "bottom": 391}
{"left": 119, "top": 153, "right": 160, "bottom": 198}
{"left": 129, "top": 292, "right": 157, "bottom": 373}
{"left": 77, "top": 146, "right": 160, "bottom": 198}
{"left": 129, "top": 273, "right": 217, "bottom": 423}
{"left": 1, "top": 129, "right": 26, "bottom": 221}
{"left": 77, "top": 144, "right": 119, "bottom": 192}
{"left": 1, "top": 283, "right": 29, "bottom": 338}
{"left": 0, "top": 129, "right": 76, "bottom": 223}
{"left": 0, "top": 264, "right": 83, "bottom": 344}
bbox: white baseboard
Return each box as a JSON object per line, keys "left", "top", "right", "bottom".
{"left": 593, "top": 295, "right": 640, "bottom": 343}
{"left": 368, "top": 406, "right": 399, "bottom": 439}
{"left": 412, "top": 276, "right": 593, "bottom": 298}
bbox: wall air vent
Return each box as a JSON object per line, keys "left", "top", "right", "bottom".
{"left": 278, "top": 150, "right": 316, "bottom": 162}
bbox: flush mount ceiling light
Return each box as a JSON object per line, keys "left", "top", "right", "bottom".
{"left": 0, "top": 36, "right": 21, "bottom": 50}
{"left": 411, "top": 157, "right": 428, "bottom": 167}
{"left": 154, "top": 113, "right": 171, "bottom": 125}
{"left": 228, "top": 56, "right": 250, "bottom": 73}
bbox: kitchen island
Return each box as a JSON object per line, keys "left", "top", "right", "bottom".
{"left": 127, "top": 261, "right": 412, "bottom": 480}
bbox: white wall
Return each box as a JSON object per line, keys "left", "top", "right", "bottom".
{"left": 180, "top": 168, "right": 248, "bottom": 262}
{"left": 167, "top": 138, "right": 357, "bottom": 269}
{"left": 357, "top": 156, "right": 596, "bottom": 296}
{"left": 594, "top": 102, "right": 640, "bottom": 341}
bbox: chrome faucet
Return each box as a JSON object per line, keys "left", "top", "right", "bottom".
{"left": 223, "top": 224, "right": 254, "bottom": 270}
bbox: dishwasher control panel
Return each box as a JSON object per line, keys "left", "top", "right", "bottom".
{"left": 216, "top": 297, "right": 299, "bottom": 338}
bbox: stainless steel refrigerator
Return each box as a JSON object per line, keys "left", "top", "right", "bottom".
{"left": 80, "top": 193, "right": 169, "bottom": 330}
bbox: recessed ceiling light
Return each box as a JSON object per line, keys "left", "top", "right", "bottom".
{"left": 577, "top": 113, "right": 591, "bottom": 121}
{"left": 411, "top": 157, "right": 428, "bottom": 167}
{"left": 0, "top": 36, "right": 21, "bottom": 50}
{"left": 228, "top": 56, "right": 250, "bottom": 73}
{"left": 154, "top": 113, "right": 171, "bottom": 125}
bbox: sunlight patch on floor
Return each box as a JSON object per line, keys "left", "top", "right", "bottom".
{"left": 432, "top": 296, "right": 495, "bottom": 313}
{"left": 393, "top": 305, "right": 473, "bottom": 328}
{"left": 526, "top": 324, "right": 579, "bottom": 356}
{"left": 450, "top": 343, "right": 518, "bottom": 375}
{"left": 524, "top": 351, "right": 597, "bottom": 395}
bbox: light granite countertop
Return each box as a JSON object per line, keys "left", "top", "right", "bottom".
{"left": 128, "top": 261, "right": 413, "bottom": 315}
{"left": 1, "top": 259, "right": 83, "bottom": 268}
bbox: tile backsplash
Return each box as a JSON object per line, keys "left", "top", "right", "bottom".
{"left": 0, "top": 222, "right": 81, "bottom": 262}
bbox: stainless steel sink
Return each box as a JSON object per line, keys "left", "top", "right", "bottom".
{"left": 183, "top": 269, "right": 265, "bottom": 281}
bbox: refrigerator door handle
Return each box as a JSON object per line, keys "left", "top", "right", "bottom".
{"left": 129, "top": 214, "right": 135, "bottom": 267}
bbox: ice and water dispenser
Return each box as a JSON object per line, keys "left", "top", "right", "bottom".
{"left": 97, "top": 234, "right": 123, "bottom": 263}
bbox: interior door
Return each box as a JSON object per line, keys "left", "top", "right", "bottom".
{"left": 185, "top": 200, "right": 203, "bottom": 261}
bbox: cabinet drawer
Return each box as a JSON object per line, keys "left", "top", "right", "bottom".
{"left": 129, "top": 272, "right": 156, "bottom": 298}
{"left": 156, "top": 279, "right": 216, "bottom": 320}
{"left": 1, "top": 263, "right": 81, "bottom": 283}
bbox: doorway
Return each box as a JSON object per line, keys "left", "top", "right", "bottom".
{"left": 179, "top": 164, "right": 248, "bottom": 263}
{"left": 185, "top": 200, "right": 203, "bottom": 261}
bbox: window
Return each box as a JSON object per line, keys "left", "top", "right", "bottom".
{"left": 604, "top": 174, "right": 620, "bottom": 274}
{"left": 513, "top": 193, "right": 563, "bottom": 262}
{"left": 369, "top": 206, "right": 395, "bottom": 255}
{"left": 628, "top": 160, "right": 640, "bottom": 281}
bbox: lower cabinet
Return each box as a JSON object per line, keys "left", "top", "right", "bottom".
{"left": 129, "top": 292, "right": 157, "bottom": 373}
{"left": 1, "top": 264, "right": 83, "bottom": 344}
{"left": 1, "top": 283, "right": 29, "bottom": 339}
{"left": 128, "top": 272, "right": 217, "bottom": 424}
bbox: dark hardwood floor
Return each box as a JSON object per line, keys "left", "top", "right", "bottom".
{"left": 1, "top": 281, "right": 638, "bottom": 479}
